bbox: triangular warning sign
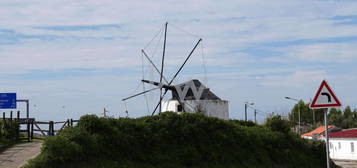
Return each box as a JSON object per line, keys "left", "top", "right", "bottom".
{"left": 310, "top": 80, "right": 341, "bottom": 109}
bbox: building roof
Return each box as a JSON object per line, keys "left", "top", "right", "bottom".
{"left": 171, "top": 79, "right": 221, "bottom": 100}
{"left": 329, "top": 129, "right": 357, "bottom": 138}
{"left": 301, "top": 125, "right": 334, "bottom": 137}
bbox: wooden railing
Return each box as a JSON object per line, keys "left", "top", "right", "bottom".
{"left": 32, "top": 119, "right": 78, "bottom": 137}
{"left": 1, "top": 111, "right": 78, "bottom": 142}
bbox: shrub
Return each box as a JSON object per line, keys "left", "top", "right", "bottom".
{"left": 0, "top": 119, "right": 19, "bottom": 147}
{"left": 265, "top": 115, "right": 291, "bottom": 133}
{"left": 229, "top": 119, "right": 257, "bottom": 127}
{"left": 23, "top": 112, "right": 331, "bottom": 168}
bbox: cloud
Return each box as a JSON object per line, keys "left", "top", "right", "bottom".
{"left": 260, "top": 70, "right": 327, "bottom": 88}
{"left": 0, "top": 0, "right": 357, "bottom": 120}
{"left": 34, "top": 24, "right": 121, "bottom": 31}
{"left": 279, "top": 42, "right": 357, "bottom": 63}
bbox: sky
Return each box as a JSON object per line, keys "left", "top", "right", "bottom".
{"left": 0, "top": 0, "right": 357, "bottom": 123}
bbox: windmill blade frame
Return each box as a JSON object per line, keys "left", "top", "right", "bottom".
{"left": 151, "top": 38, "right": 202, "bottom": 115}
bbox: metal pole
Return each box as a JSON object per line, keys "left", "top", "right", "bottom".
{"left": 245, "top": 104, "right": 247, "bottom": 121}
{"left": 298, "top": 102, "right": 301, "bottom": 135}
{"left": 159, "top": 22, "right": 168, "bottom": 114}
{"left": 313, "top": 109, "right": 316, "bottom": 125}
{"left": 254, "top": 109, "right": 257, "bottom": 124}
{"left": 141, "top": 50, "right": 169, "bottom": 84}
{"left": 324, "top": 108, "right": 330, "bottom": 168}
{"left": 26, "top": 100, "right": 29, "bottom": 119}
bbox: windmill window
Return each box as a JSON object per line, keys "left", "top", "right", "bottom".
{"left": 177, "top": 105, "right": 183, "bottom": 112}
{"left": 351, "top": 142, "right": 354, "bottom": 153}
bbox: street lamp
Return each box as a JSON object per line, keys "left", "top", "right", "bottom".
{"left": 244, "top": 102, "right": 254, "bottom": 121}
{"left": 285, "top": 96, "right": 301, "bottom": 134}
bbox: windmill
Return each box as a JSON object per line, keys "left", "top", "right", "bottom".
{"left": 122, "top": 22, "right": 229, "bottom": 119}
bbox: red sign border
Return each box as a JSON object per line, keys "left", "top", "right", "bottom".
{"left": 310, "top": 80, "right": 341, "bottom": 108}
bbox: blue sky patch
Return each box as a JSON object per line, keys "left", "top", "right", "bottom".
{"left": 331, "top": 15, "right": 357, "bottom": 25}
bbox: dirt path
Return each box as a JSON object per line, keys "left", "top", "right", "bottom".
{"left": 0, "top": 141, "right": 42, "bottom": 168}
{"left": 333, "top": 159, "right": 357, "bottom": 168}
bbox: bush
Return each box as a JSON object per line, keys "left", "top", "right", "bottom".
{"left": 23, "top": 112, "right": 332, "bottom": 168}
{"left": 229, "top": 119, "right": 257, "bottom": 127}
{"left": 265, "top": 115, "right": 291, "bottom": 134}
{"left": 0, "top": 119, "right": 19, "bottom": 147}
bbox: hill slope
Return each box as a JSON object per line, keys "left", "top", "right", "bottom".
{"left": 23, "top": 112, "right": 332, "bottom": 168}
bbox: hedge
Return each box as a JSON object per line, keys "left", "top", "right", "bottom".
{"left": 23, "top": 112, "right": 335, "bottom": 168}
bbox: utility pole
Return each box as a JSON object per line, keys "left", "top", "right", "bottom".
{"left": 244, "top": 102, "right": 254, "bottom": 121}
{"left": 245, "top": 103, "right": 247, "bottom": 121}
{"left": 254, "top": 109, "right": 257, "bottom": 124}
{"left": 285, "top": 96, "right": 301, "bottom": 134}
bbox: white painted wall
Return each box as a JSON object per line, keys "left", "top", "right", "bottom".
{"left": 329, "top": 138, "right": 357, "bottom": 160}
{"left": 161, "top": 100, "right": 181, "bottom": 112}
{"left": 161, "top": 100, "right": 229, "bottom": 120}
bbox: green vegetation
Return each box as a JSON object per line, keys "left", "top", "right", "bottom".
{"left": 23, "top": 112, "right": 333, "bottom": 168}
{"left": 289, "top": 100, "right": 325, "bottom": 125}
{"left": 289, "top": 101, "right": 357, "bottom": 130}
{"left": 265, "top": 115, "right": 291, "bottom": 134}
{"left": 0, "top": 119, "right": 19, "bottom": 148}
{"left": 328, "top": 106, "right": 357, "bottom": 129}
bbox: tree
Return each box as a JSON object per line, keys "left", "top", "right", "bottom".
{"left": 327, "top": 106, "right": 357, "bottom": 129}
{"left": 288, "top": 101, "right": 324, "bottom": 125}
{"left": 265, "top": 115, "right": 291, "bottom": 134}
{"left": 328, "top": 108, "right": 343, "bottom": 127}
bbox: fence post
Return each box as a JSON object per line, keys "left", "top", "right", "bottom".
{"left": 31, "top": 120, "right": 34, "bottom": 140}
{"left": 48, "top": 121, "right": 52, "bottom": 136}
{"left": 27, "top": 121, "right": 30, "bottom": 142}
{"left": 3, "top": 112, "right": 6, "bottom": 126}
{"left": 70, "top": 119, "right": 73, "bottom": 127}
{"left": 10, "top": 111, "right": 12, "bottom": 121}
{"left": 52, "top": 121, "right": 55, "bottom": 136}
{"left": 49, "top": 121, "right": 52, "bottom": 136}
{"left": 49, "top": 121, "right": 54, "bottom": 136}
{"left": 17, "top": 111, "right": 20, "bottom": 120}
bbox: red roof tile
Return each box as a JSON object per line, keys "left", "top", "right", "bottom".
{"left": 301, "top": 125, "right": 334, "bottom": 137}
{"left": 329, "top": 129, "right": 357, "bottom": 138}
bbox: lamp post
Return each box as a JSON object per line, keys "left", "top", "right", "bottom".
{"left": 244, "top": 102, "right": 254, "bottom": 121}
{"left": 285, "top": 96, "right": 301, "bottom": 134}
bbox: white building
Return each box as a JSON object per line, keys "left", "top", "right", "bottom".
{"left": 161, "top": 79, "right": 229, "bottom": 120}
{"left": 329, "top": 129, "right": 357, "bottom": 160}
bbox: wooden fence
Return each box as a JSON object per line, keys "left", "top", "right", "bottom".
{"left": 31, "top": 119, "right": 78, "bottom": 137}
{"left": 1, "top": 111, "right": 78, "bottom": 142}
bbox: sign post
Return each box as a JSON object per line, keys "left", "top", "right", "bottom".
{"left": 310, "top": 80, "right": 341, "bottom": 168}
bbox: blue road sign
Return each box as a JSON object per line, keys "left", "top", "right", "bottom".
{"left": 0, "top": 93, "right": 17, "bottom": 109}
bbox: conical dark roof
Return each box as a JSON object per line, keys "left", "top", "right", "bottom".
{"left": 171, "top": 79, "right": 221, "bottom": 100}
